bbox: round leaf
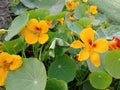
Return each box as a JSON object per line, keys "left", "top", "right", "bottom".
{"left": 5, "top": 14, "right": 29, "bottom": 41}
{"left": 0, "top": 37, "right": 25, "bottom": 54}
{"left": 24, "top": 8, "right": 50, "bottom": 20}
{"left": 21, "top": 0, "right": 65, "bottom": 15}
{"left": 65, "top": 16, "right": 83, "bottom": 34}
{"left": 6, "top": 58, "right": 47, "bottom": 90}
{"left": 48, "top": 55, "right": 76, "bottom": 83}
{"left": 89, "top": 71, "right": 112, "bottom": 89}
{"left": 104, "top": 50, "right": 120, "bottom": 78}
{"left": 45, "top": 78, "right": 68, "bottom": 90}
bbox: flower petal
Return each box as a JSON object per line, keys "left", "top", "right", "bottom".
{"left": 39, "top": 20, "right": 49, "bottom": 34}
{"left": 9, "top": 55, "right": 23, "bottom": 71}
{"left": 24, "top": 29, "right": 38, "bottom": 44}
{"left": 27, "top": 19, "right": 39, "bottom": 31}
{"left": 77, "top": 48, "right": 89, "bottom": 61}
{"left": 70, "top": 40, "right": 83, "bottom": 49}
{"left": 93, "top": 38, "right": 108, "bottom": 53}
{"left": 90, "top": 52, "right": 100, "bottom": 67}
{"left": 38, "top": 34, "right": 49, "bottom": 44}
{"left": 0, "top": 69, "right": 8, "bottom": 86}
{"left": 80, "top": 28, "right": 95, "bottom": 45}
{"left": 21, "top": 27, "right": 28, "bottom": 37}
{"left": 0, "top": 52, "right": 12, "bottom": 67}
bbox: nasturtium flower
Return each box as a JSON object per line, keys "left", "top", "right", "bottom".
{"left": 70, "top": 28, "right": 108, "bottom": 67}
{"left": 65, "top": 0, "right": 80, "bottom": 11}
{"left": 22, "top": 19, "right": 49, "bottom": 44}
{"left": 83, "top": 0, "right": 88, "bottom": 3}
{"left": 89, "top": 5, "right": 98, "bottom": 15}
{"left": 0, "top": 52, "right": 23, "bottom": 86}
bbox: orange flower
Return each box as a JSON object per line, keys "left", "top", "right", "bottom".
{"left": 65, "top": 0, "right": 80, "bottom": 11}
{"left": 22, "top": 19, "right": 49, "bottom": 44}
{"left": 89, "top": 5, "right": 98, "bottom": 15}
{"left": 70, "top": 28, "right": 108, "bottom": 67}
{"left": 109, "top": 37, "right": 120, "bottom": 50}
{"left": 0, "top": 52, "right": 23, "bottom": 86}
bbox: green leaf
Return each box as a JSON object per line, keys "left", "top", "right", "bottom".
{"left": 11, "top": 3, "right": 28, "bottom": 15}
{"left": 0, "top": 87, "right": 3, "bottom": 90}
{"left": 54, "top": 46, "right": 68, "bottom": 57}
{"left": 24, "top": 8, "right": 50, "bottom": 20}
{"left": 83, "top": 82, "right": 97, "bottom": 90}
{"left": 88, "top": 0, "right": 120, "bottom": 24}
{"left": 45, "top": 11, "right": 66, "bottom": 20}
{"left": 76, "top": 62, "right": 89, "bottom": 84}
{"left": 5, "top": 14, "right": 29, "bottom": 41}
{"left": 68, "top": 48, "right": 81, "bottom": 54}
{"left": 65, "top": 16, "right": 82, "bottom": 34}
{"left": 92, "top": 19, "right": 101, "bottom": 26}
{"left": 48, "top": 55, "right": 76, "bottom": 83}
{"left": 0, "top": 37, "right": 25, "bottom": 54}
{"left": 104, "top": 50, "right": 120, "bottom": 79}
{"left": 117, "top": 81, "right": 120, "bottom": 90}
{"left": 75, "top": 17, "right": 93, "bottom": 28}
{"left": 74, "top": 4, "right": 89, "bottom": 19}
{"left": 45, "top": 78, "right": 68, "bottom": 90}
{"left": 6, "top": 58, "right": 47, "bottom": 90}
{"left": 89, "top": 71, "right": 112, "bottom": 89}
{"left": 94, "top": 13, "right": 107, "bottom": 23}
{"left": 97, "top": 25, "right": 120, "bottom": 39}
{"left": 20, "top": 0, "right": 38, "bottom": 8}
{"left": 21, "top": 0, "right": 65, "bottom": 15}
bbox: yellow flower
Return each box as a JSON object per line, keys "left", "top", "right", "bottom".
{"left": 70, "top": 28, "right": 108, "bottom": 67}
{"left": 89, "top": 5, "right": 98, "bottom": 15}
{"left": 65, "top": 0, "right": 79, "bottom": 11}
{"left": 0, "top": 69, "right": 8, "bottom": 86}
{"left": 57, "top": 18, "right": 65, "bottom": 24}
{"left": 83, "top": 0, "right": 88, "bottom": 3}
{"left": 0, "top": 52, "right": 23, "bottom": 86}
{"left": 22, "top": 19, "right": 49, "bottom": 44}
{"left": 9, "top": 55, "right": 23, "bottom": 70}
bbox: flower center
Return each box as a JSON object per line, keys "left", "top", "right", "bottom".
{"left": 92, "top": 43, "right": 97, "bottom": 48}
{"left": 3, "top": 60, "right": 13, "bottom": 71}
{"left": 88, "top": 39, "right": 92, "bottom": 45}
{"left": 35, "top": 27, "right": 42, "bottom": 31}
{"left": 3, "top": 60, "right": 10, "bottom": 70}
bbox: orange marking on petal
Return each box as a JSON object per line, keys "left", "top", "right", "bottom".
{"left": 92, "top": 43, "right": 97, "bottom": 48}
{"left": 88, "top": 39, "right": 92, "bottom": 45}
